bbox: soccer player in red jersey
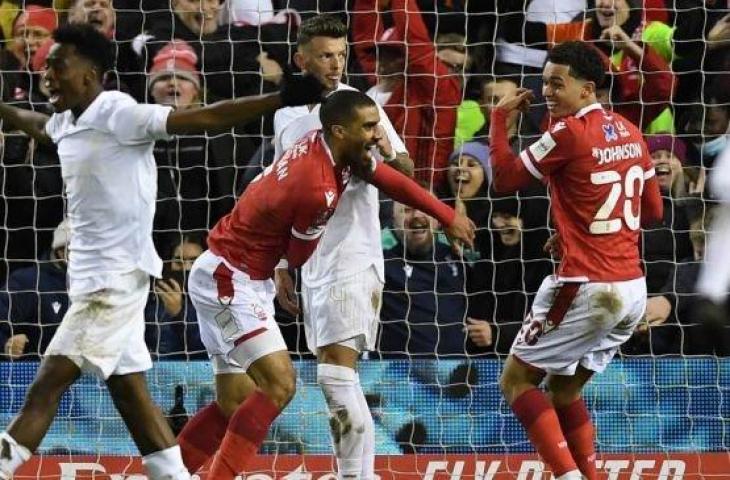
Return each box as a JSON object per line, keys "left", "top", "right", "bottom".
{"left": 179, "top": 89, "right": 475, "bottom": 479}
{"left": 488, "top": 41, "right": 663, "bottom": 480}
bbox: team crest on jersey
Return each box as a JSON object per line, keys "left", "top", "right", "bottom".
{"left": 602, "top": 124, "right": 618, "bottom": 142}
{"left": 324, "top": 190, "right": 336, "bottom": 207}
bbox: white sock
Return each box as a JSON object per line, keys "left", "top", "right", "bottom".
{"left": 555, "top": 470, "right": 584, "bottom": 480}
{"left": 0, "top": 432, "right": 31, "bottom": 479}
{"left": 142, "top": 445, "right": 191, "bottom": 480}
{"left": 354, "top": 373, "right": 375, "bottom": 480}
{"left": 317, "top": 364, "right": 366, "bottom": 479}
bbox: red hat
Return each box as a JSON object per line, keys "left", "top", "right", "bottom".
{"left": 148, "top": 40, "right": 200, "bottom": 90}
{"left": 13, "top": 5, "right": 58, "bottom": 36}
{"left": 646, "top": 134, "right": 687, "bottom": 164}
{"left": 31, "top": 37, "right": 54, "bottom": 72}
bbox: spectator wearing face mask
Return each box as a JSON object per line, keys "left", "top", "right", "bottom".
{"left": 680, "top": 77, "right": 730, "bottom": 179}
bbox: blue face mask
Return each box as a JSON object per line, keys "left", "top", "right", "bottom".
{"left": 696, "top": 134, "right": 728, "bottom": 158}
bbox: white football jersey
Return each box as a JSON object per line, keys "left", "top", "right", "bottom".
{"left": 45, "top": 91, "right": 172, "bottom": 295}
{"left": 273, "top": 82, "right": 407, "bottom": 287}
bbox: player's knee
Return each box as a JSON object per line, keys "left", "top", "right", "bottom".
{"left": 215, "top": 396, "right": 243, "bottom": 419}
{"left": 546, "top": 380, "right": 582, "bottom": 408}
{"left": 257, "top": 367, "right": 297, "bottom": 410}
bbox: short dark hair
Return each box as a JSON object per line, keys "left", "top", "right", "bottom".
{"left": 320, "top": 90, "right": 377, "bottom": 132}
{"left": 297, "top": 14, "right": 347, "bottom": 47}
{"left": 546, "top": 41, "right": 605, "bottom": 86}
{"left": 52, "top": 23, "right": 113, "bottom": 77}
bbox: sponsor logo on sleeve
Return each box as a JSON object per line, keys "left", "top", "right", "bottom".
{"left": 528, "top": 132, "right": 557, "bottom": 162}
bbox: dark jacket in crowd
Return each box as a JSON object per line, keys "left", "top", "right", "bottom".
{"left": 146, "top": 294, "right": 206, "bottom": 360}
{"left": 642, "top": 197, "right": 694, "bottom": 294}
{"left": 379, "top": 241, "right": 481, "bottom": 357}
{"left": 0, "top": 259, "right": 68, "bottom": 359}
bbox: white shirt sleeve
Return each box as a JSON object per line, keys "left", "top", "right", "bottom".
{"left": 276, "top": 113, "right": 322, "bottom": 160}
{"left": 107, "top": 103, "right": 173, "bottom": 145}
{"left": 375, "top": 103, "right": 407, "bottom": 155}
{"left": 44, "top": 114, "right": 61, "bottom": 143}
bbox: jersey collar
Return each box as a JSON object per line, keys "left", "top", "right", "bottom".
{"left": 319, "top": 132, "right": 336, "bottom": 166}
{"left": 575, "top": 103, "right": 603, "bottom": 118}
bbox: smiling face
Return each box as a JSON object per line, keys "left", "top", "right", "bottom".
{"left": 173, "top": 0, "right": 221, "bottom": 36}
{"left": 448, "top": 154, "right": 485, "bottom": 199}
{"left": 393, "top": 202, "right": 437, "bottom": 255}
{"left": 595, "top": 0, "right": 631, "bottom": 28}
{"left": 331, "top": 105, "right": 382, "bottom": 169}
{"left": 69, "top": 0, "right": 114, "bottom": 36}
{"left": 651, "top": 149, "right": 681, "bottom": 192}
{"left": 542, "top": 61, "right": 594, "bottom": 118}
{"left": 295, "top": 36, "right": 347, "bottom": 93}
{"left": 492, "top": 212, "right": 522, "bottom": 247}
{"left": 43, "top": 43, "right": 98, "bottom": 113}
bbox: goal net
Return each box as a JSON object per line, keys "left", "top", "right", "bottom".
{"left": 1, "top": 0, "right": 729, "bottom": 478}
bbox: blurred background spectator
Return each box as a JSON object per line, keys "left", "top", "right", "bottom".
{"left": 0, "top": 219, "right": 69, "bottom": 360}
{"left": 148, "top": 40, "right": 253, "bottom": 252}
{"left": 352, "top": 0, "right": 462, "bottom": 191}
{"left": 378, "top": 199, "right": 491, "bottom": 358}
{"left": 148, "top": 234, "right": 207, "bottom": 360}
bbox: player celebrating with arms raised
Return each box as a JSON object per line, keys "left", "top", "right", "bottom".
{"left": 179, "top": 90, "right": 474, "bottom": 479}
{"left": 0, "top": 23, "right": 324, "bottom": 480}
{"left": 489, "top": 41, "right": 663, "bottom": 480}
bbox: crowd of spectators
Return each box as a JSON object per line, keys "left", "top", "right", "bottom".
{"left": 1, "top": 0, "right": 729, "bottom": 361}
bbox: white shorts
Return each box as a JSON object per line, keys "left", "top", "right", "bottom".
{"left": 188, "top": 250, "right": 288, "bottom": 374}
{"left": 44, "top": 269, "right": 152, "bottom": 380}
{"left": 302, "top": 266, "right": 383, "bottom": 353}
{"left": 511, "top": 275, "right": 646, "bottom": 376}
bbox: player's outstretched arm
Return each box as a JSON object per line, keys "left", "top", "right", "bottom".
{"left": 166, "top": 73, "right": 325, "bottom": 135}
{"left": 363, "top": 161, "right": 476, "bottom": 249}
{"left": 489, "top": 88, "right": 537, "bottom": 193}
{"left": 0, "top": 103, "right": 52, "bottom": 146}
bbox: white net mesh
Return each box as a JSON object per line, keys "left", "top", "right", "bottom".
{"left": 1, "top": 0, "right": 730, "bottom": 478}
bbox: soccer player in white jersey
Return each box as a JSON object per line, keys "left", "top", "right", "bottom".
{"left": 273, "top": 15, "right": 410, "bottom": 479}
{"left": 697, "top": 142, "right": 730, "bottom": 313}
{"left": 0, "top": 24, "right": 324, "bottom": 480}
{"left": 488, "top": 42, "right": 663, "bottom": 480}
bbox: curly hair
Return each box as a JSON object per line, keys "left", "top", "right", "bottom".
{"left": 547, "top": 41, "right": 606, "bottom": 86}
{"left": 52, "top": 23, "right": 113, "bottom": 78}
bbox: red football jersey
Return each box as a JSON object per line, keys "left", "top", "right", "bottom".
{"left": 207, "top": 131, "right": 347, "bottom": 280}
{"left": 520, "top": 104, "right": 657, "bottom": 282}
